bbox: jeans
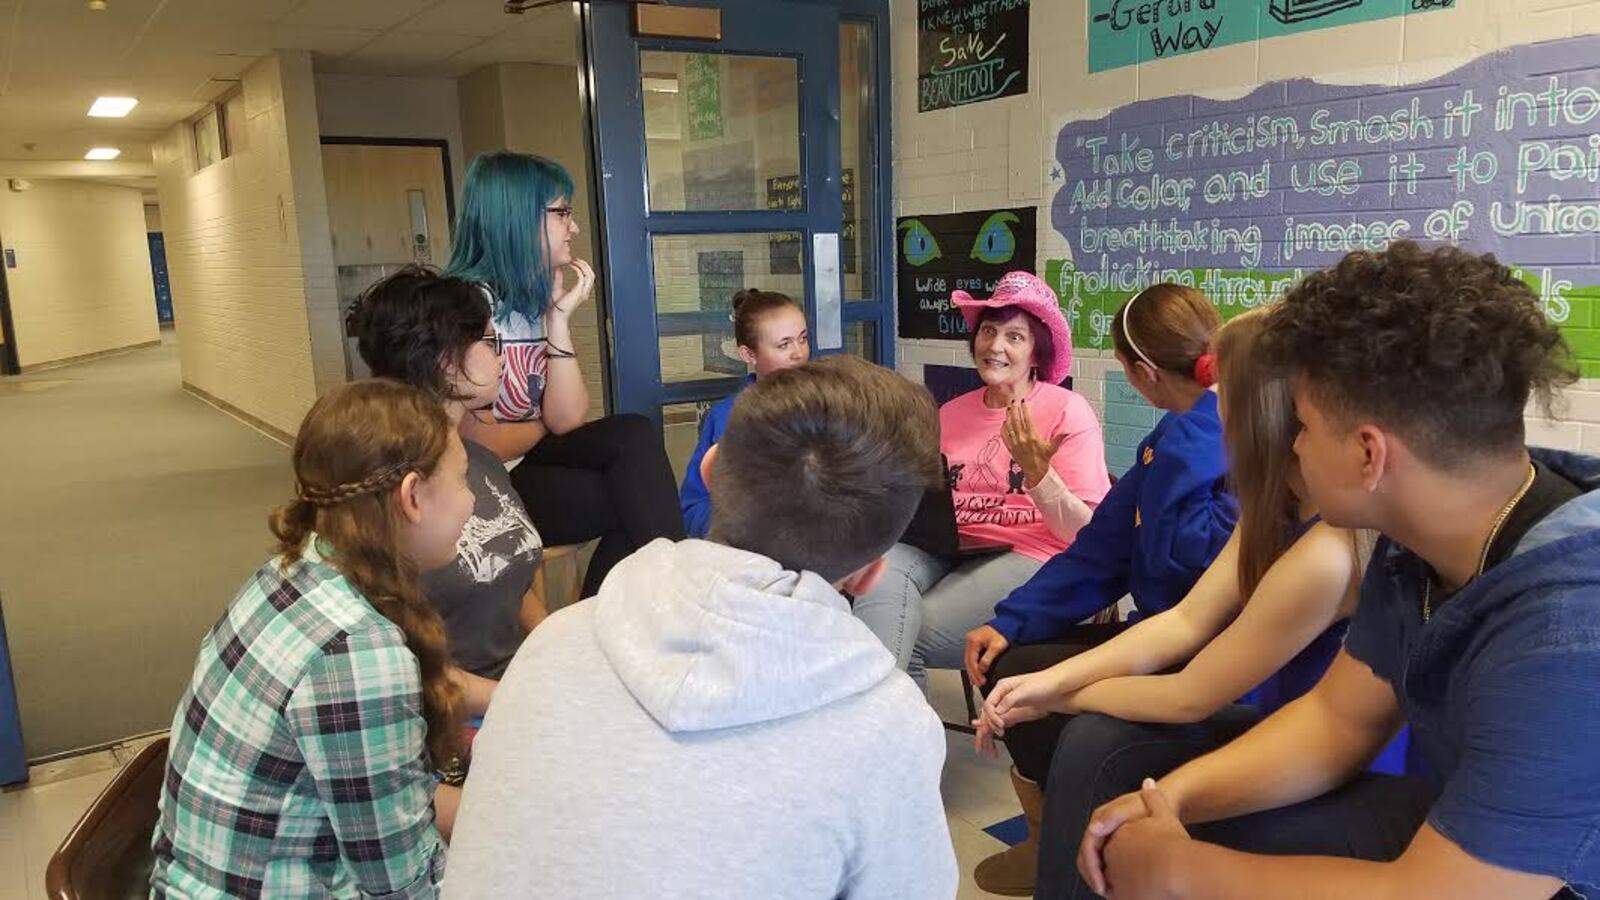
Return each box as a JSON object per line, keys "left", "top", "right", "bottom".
{"left": 511, "top": 414, "right": 686, "bottom": 597}
{"left": 850, "top": 542, "right": 1041, "bottom": 686}
{"left": 1035, "top": 711, "right": 1439, "bottom": 900}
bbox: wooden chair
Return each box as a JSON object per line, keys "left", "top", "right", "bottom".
{"left": 533, "top": 543, "right": 586, "bottom": 613}
{"left": 46, "top": 736, "right": 169, "bottom": 900}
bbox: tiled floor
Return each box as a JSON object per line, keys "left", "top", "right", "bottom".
{"left": 0, "top": 674, "right": 1019, "bottom": 899}
{"left": 0, "top": 748, "right": 121, "bottom": 900}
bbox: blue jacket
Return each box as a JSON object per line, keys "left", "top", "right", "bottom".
{"left": 1348, "top": 449, "right": 1600, "bottom": 895}
{"left": 680, "top": 378, "right": 753, "bottom": 539}
{"left": 990, "top": 391, "right": 1237, "bottom": 644}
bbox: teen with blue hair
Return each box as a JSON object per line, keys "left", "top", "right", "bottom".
{"left": 447, "top": 151, "right": 683, "bottom": 597}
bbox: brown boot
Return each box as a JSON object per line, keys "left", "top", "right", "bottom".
{"left": 973, "top": 767, "right": 1043, "bottom": 896}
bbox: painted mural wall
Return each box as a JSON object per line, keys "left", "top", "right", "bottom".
{"left": 891, "top": 0, "right": 1600, "bottom": 474}
{"left": 1048, "top": 35, "right": 1600, "bottom": 375}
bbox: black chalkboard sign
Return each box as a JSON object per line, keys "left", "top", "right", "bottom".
{"left": 764, "top": 169, "right": 859, "bottom": 276}
{"left": 765, "top": 175, "right": 803, "bottom": 275}
{"left": 918, "top": 0, "right": 1029, "bottom": 112}
{"left": 896, "top": 206, "right": 1036, "bottom": 340}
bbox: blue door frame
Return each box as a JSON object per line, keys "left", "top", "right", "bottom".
{"left": 1, "top": 596, "right": 27, "bottom": 784}
{"left": 583, "top": 0, "right": 894, "bottom": 422}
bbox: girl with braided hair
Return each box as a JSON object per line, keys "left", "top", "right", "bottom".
{"left": 152, "top": 379, "right": 475, "bottom": 899}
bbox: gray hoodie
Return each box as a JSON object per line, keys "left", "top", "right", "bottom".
{"left": 443, "top": 539, "right": 958, "bottom": 900}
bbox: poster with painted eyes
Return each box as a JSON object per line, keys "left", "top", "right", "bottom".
{"left": 895, "top": 206, "right": 1037, "bottom": 340}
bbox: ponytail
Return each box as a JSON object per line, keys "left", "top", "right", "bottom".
{"left": 1112, "top": 284, "right": 1222, "bottom": 386}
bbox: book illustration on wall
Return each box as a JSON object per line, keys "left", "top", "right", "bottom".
{"left": 1088, "top": 0, "right": 1458, "bottom": 72}
{"left": 896, "top": 206, "right": 1036, "bottom": 340}
{"left": 918, "top": 0, "right": 1029, "bottom": 111}
{"left": 1047, "top": 33, "right": 1600, "bottom": 379}
{"left": 1269, "top": 0, "right": 1364, "bottom": 24}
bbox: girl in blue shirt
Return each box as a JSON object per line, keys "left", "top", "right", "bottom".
{"left": 680, "top": 289, "right": 811, "bottom": 536}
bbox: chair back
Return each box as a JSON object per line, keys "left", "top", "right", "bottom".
{"left": 45, "top": 736, "right": 169, "bottom": 900}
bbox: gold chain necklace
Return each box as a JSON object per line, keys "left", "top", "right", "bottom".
{"left": 1423, "top": 462, "right": 1537, "bottom": 622}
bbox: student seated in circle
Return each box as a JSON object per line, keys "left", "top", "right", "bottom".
{"left": 447, "top": 151, "right": 684, "bottom": 597}
{"left": 972, "top": 309, "right": 1400, "bottom": 896}
{"left": 151, "top": 380, "right": 475, "bottom": 898}
{"left": 680, "top": 288, "right": 811, "bottom": 537}
{"left": 850, "top": 270, "right": 1112, "bottom": 678}
{"left": 347, "top": 266, "right": 546, "bottom": 699}
{"left": 1067, "top": 242, "right": 1600, "bottom": 900}
{"left": 957, "top": 283, "right": 1238, "bottom": 896}
{"left": 443, "top": 357, "right": 959, "bottom": 899}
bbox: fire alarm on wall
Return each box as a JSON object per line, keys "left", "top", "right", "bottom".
{"left": 7, "top": 179, "right": 31, "bottom": 192}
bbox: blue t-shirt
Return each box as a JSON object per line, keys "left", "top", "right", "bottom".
{"left": 1345, "top": 450, "right": 1600, "bottom": 895}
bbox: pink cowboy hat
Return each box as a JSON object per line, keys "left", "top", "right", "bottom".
{"left": 951, "top": 270, "right": 1074, "bottom": 385}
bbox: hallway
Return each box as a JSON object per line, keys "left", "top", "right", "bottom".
{"left": 0, "top": 337, "right": 290, "bottom": 757}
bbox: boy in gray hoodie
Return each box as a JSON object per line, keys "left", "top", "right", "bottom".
{"left": 444, "top": 355, "right": 959, "bottom": 900}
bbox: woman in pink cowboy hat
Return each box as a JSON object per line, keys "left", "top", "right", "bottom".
{"left": 852, "top": 270, "right": 1111, "bottom": 686}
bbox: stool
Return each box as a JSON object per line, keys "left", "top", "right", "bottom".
{"left": 533, "top": 543, "right": 586, "bottom": 613}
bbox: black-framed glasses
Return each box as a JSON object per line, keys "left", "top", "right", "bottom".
{"left": 481, "top": 332, "right": 503, "bottom": 355}
{"left": 545, "top": 205, "right": 575, "bottom": 220}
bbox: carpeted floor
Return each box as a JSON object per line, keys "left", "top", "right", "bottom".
{"left": 0, "top": 336, "right": 291, "bottom": 757}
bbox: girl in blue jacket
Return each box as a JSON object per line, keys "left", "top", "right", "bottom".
{"left": 680, "top": 289, "right": 810, "bottom": 536}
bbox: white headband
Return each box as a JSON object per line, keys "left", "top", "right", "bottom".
{"left": 1120, "top": 292, "right": 1156, "bottom": 368}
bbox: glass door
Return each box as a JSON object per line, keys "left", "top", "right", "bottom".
{"left": 584, "top": 0, "right": 892, "bottom": 476}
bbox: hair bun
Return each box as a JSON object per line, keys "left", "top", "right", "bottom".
{"left": 1193, "top": 352, "right": 1218, "bottom": 388}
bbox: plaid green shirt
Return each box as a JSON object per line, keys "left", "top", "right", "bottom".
{"left": 151, "top": 539, "right": 444, "bottom": 898}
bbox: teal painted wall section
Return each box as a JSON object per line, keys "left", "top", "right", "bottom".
{"left": 1103, "top": 371, "right": 1161, "bottom": 475}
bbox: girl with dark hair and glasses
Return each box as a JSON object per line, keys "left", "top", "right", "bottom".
{"left": 347, "top": 266, "right": 545, "bottom": 698}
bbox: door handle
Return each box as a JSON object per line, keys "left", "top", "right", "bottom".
{"left": 812, "top": 232, "right": 842, "bottom": 350}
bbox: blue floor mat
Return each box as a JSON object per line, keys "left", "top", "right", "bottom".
{"left": 984, "top": 814, "right": 1028, "bottom": 847}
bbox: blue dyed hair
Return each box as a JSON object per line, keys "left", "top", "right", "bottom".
{"left": 446, "top": 151, "right": 576, "bottom": 324}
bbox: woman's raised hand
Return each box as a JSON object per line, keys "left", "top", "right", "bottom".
{"left": 1000, "top": 400, "right": 1068, "bottom": 489}
{"left": 550, "top": 258, "right": 596, "bottom": 317}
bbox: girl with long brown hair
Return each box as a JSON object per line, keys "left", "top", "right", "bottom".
{"left": 152, "top": 379, "right": 474, "bottom": 898}
{"left": 976, "top": 309, "right": 1396, "bottom": 898}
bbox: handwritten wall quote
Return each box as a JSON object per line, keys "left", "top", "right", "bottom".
{"left": 1088, "top": 0, "right": 1458, "bottom": 73}
{"left": 1047, "top": 35, "right": 1600, "bottom": 374}
{"left": 918, "top": 0, "right": 1030, "bottom": 111}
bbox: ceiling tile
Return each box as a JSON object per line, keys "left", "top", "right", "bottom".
{"left": 281, "top": 0, "right": 438, "bottom": 31}
{"left": 155, "top": 0, "right": 302, "bottom": 26}
{"left": 398, "top": 0, "right": 544, "bottom": 38}
{"left": 328, "top": 28, "right": 482, "bottom": 64}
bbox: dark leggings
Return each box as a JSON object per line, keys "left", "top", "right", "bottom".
{"left": 1035, "top": 711, "right": 1439, "bottom": 900}
{"left": 511, "top": 414, "right": 686, "bottom": 597}
{"left": 978, "top": 625, "right": 1129, "bottom": 786}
